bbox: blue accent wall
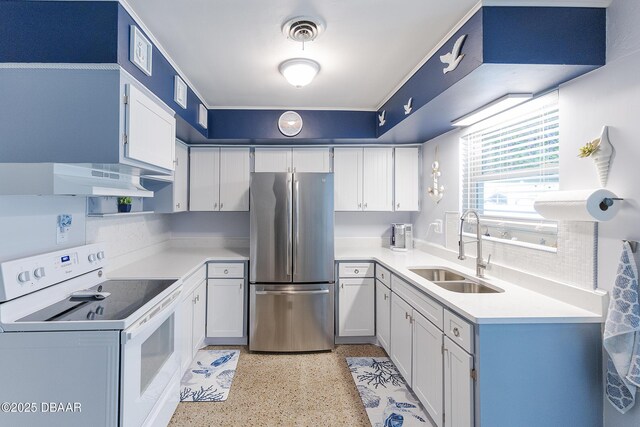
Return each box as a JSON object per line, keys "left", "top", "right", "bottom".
{"left": 116, "top": 5, "right": 207, "bottom": 138}
{"left": 376, "top": 10, "right": 484, "bottom": 137}
{"left": 0, "top": 2, "right": 607, "bottom": 145}
{"left": 483, "top": 7, "right": 606, "bottom": 65}
{"left": 209, "top": 109, "right": 376, "bottom": 140}
{"left": 0, "top": 1, "right": 118, "bottom": 63}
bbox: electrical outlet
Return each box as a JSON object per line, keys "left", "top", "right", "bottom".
{"left": 57, "top": 214, "right": 72, "bottom": 244}
{"left": 433, "top": 219, "right": 443, "bottom": 234}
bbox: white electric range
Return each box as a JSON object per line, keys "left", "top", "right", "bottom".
{"left": 0, "top": 244, "right": 183, "bottom": 427}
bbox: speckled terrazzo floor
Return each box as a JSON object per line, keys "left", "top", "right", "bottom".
{"left": 169, "top": 345, "right": 386, "bottom": 427}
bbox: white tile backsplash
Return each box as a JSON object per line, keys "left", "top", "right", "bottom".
{"left": 86, "top": 214, "right": 171, "bottom": 260}
{"left": 445, "top": 212, "right": 597, "bottom": 290}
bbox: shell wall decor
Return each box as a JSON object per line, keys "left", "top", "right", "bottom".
{"left": 592, "top": 126, "right": 614, "bottom": 187}
{"left": 427, "top": 145, "right": 445, "bottom": 203}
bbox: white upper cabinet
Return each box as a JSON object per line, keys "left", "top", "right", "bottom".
{"left": 363, "top": 147, "right": 393, "bottom": 211}
{"left": 254, "top": 148, "right": 292, "bottom": 172}
{"left": 173, "top": 142, "right": 189, "bottom": 212}
{"left": 220, "top": 147, "right": 250, "bottom": 211}
{"left": 125, "top": 84, "right": 176, "bottom": 171}
{"left": 292, "top": 148, "right": 331, "bottom": 172}
{"left": 189, "top": 147, "right": 220, "bottom": 211}
{"left": 190, "top": 147, "right": 249, "bottom": 212}
{"left": 394, "top": 147, "right": 420, "bottom": 211}
{"left": 334, "top": 147, "right": 393, "bottom": 211}
{"left": 334, "top": 148, "right": 363, "bottom": 211}
{"left": 254, "top": 147, "right": 330, "bottom": 173}
{"left": 144, "top": 140, "right": 189, "bottom": 213}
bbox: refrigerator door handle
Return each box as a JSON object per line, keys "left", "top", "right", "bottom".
{"left": 254, "top": 289, "right": 330, "bottom": 296}
{"left": 286, "top": 177, "right": 292, "bottom": 278}
{"left": 293, "top": 178, "right": 300, "bottom": 278}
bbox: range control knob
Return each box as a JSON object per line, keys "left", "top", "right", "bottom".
{"left": 88, "top": 254, "right": 97, "bottom": 262}
{"left": 96, "top": 251, "right": 105, "bottom": 260}
{"left": 87, "top": 311, "right": 96, "bottom": 320}
{"left": 33, "top": 267, "right": 46, "bottom": 279}
{"left": 96, "top": 306, "right": 105, "bottom": 315}
{"left": 17, "top": 271, "right": 31, "bottom": 283}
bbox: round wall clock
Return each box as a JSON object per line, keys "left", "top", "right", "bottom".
{"left": 278, "top": 111, "right": 303, "bottom": 137}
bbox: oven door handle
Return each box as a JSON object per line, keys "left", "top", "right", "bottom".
{"left": 122, "top": 286, "right": 182, "bottom": 344}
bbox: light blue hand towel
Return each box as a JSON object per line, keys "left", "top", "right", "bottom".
{"left": 604, "top": 241, "right": 640, "bottom": 413}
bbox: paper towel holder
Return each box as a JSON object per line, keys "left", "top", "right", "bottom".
{"left": 600, "top": 197, "right": 623, "bottom": 211}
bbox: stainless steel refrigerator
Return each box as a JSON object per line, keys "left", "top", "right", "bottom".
{"left": 249, "top": 172, "right": 335, "bottom": 352}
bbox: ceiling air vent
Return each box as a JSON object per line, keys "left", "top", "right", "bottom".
{"left": 282, "top": 17, "right": 325, "bottom": 44}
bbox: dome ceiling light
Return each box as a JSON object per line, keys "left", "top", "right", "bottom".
{"left": 279, "top": 58, "right": 320, "bottom": 88}
{"left": 279, "top": 16, "right": 324, "bottom": 88}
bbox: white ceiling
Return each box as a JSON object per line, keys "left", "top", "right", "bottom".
{"left": 124, "top": 0, "right": 479, "bottom": 110}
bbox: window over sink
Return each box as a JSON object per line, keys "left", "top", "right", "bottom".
{"left": 460, "top": 91, "right": 559, "bottom": 250}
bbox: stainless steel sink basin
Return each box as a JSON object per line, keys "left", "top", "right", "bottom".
{"left": 408, "top": 268, "right": 466, "bottom": 282}
{"left": 408, "top": 267, "right": 504, "bottom": 294}
{"left": 432, "top": 281, "right": 503, "bottom": 294}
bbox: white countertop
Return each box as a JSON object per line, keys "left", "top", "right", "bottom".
{"left": 107, "top": 241, "right": 603, "bottom": 325}
{"left": 336, "top": 246, "right": 603, "bottom": 325}
{"left": 107, "top": 247, "right": 249, "bottom": 280}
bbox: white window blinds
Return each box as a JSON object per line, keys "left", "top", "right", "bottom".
{"left": 461, "top": 92, "right": 559, "bottom": 237}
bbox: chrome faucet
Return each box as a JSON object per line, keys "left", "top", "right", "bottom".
{"left": 458, "top": 209, "right": 491, "bottom": 278}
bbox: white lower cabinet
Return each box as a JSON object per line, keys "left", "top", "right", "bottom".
{"left": 206, "top": 278, "right": 245, "bottom": 338}
{"left": 375, "top": 280, "right": 391, "bottom": 352}
{"left": 413, "top": 311, "right": 444, "bottom": 427}
{"left": 390, "top": 293, "right": 413, "bottom": 385}
{"left": 338, "top": 278, "right": 375, "bottom": 336}
{"left": 444, "top": 336, "right": 474, "bottom": 427}
{"left": 179, "top": 268, "right": 207, "bottom": 373}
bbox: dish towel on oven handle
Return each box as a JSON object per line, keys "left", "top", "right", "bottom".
{"left": 604, "top": 241, "right": 640, "bottom": 413}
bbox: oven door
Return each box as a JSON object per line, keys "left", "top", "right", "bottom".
{"left": 120, "top": 287, "right": 182, "bottom": 427}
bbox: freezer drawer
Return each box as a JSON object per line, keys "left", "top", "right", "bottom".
{"left": 249, "top": 283, "right": 334, "bottom": 352}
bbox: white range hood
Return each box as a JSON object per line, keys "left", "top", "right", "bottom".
{"left": 0, "top": 163, "right": 154, "bottom": 197}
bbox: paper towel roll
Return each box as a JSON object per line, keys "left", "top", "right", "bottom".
{"left": 533, "top": 189, "right": 621, "bottom": 221}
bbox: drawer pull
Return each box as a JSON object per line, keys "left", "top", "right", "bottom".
{"left": 381, "top": 273, "right": 385, "bottom": 279}
{"left": 453, "top": 327, "right": 460, "bottom": 337}
{"left": 354, "top": 269, "right": 359, "bottom": 274}
{"left": 224, "top": 269, "right": 229, "bottom": 274}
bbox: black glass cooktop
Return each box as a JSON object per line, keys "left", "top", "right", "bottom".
{"left": 18, "top": 279, "right": 177, "bottom": 322}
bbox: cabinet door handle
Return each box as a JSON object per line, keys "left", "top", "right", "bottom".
{"left": 453, "top": 327, "right": 460, "bottom": 337}
{"left": 384, "top": 294, "right": 388, "bottom": 300}
{"left": 405, "top": 312, "right": 409, "bottom": 320}
{"left": 176, "top": 202, "right": 181, "bottom": 208}
{"left": 220, "top": 203, "right": 224, "bottom": 209}
{"left": 381, "top": 273, "right": 385, "bottom": 279}
{"left": 214, "top": 202, "right": 218, "bottom": 209}
{"left": 397, "top": 203, "right": 400, "bottom": 209}
{"left": 224, "top": 269, "right": 229, "bottom": 274}
{"left": 358, "top": 203, "right": 362, "bottom": 209}
{"left": 364, "top": 202, "right": 368, "bottom": 209}
{"left": 341, "top": 283, "right": 344, "bottom": 289}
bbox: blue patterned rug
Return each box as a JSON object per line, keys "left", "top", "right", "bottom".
{"left": 347, "top": 357, "right": 430, "bottom": 427}
{"left": 180, "top": 350, "right": 239, "bottom": 402}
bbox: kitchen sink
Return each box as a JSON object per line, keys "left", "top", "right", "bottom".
{"left": 408, "top": 268, "right": 504, "bottom": 294}
{"left": 431, "top": 281, "right": 503, "bottom": 294}
{"left": 408, "top": 268, "right": 466, "bottom": 282}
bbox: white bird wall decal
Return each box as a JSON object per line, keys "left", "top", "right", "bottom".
{"left": 440, "top": 34, "right": 467, "bottom": 74}
{"left": 378, "top": 110, "right": 386, "bottom": 127}
{"left": 404, "top": 97, "right": 413, "bottom": 115}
